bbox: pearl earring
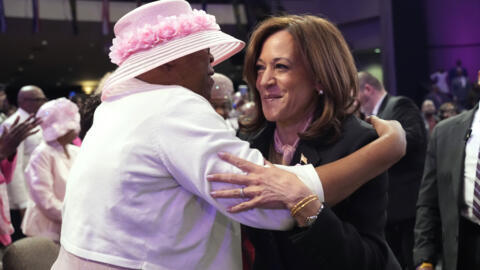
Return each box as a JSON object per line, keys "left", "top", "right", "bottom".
{"left": 317, "top": 89, "right": 324, "bottom": 95}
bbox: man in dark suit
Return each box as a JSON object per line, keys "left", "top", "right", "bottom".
{"left": 414, "top": 104, "right": 480, "bottom": 270}
{"left": 358, "top": 72, "right": 427, "bottom": 270}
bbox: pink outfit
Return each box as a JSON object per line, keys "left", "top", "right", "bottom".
{"left": 21, "top": 141, "right": 79, "bottom": 242}
{"left": 0, "top": 156, "right": 17, "bottom": 245}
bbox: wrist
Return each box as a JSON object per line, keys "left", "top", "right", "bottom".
{"left": 285, "top": 189, "right": 315, "bottom": 210}
{"left": 295, "top": 201, "right": 322, "bottom": 227}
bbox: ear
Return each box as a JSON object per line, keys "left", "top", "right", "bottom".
{"left": 315, "top": 82, "right": 323, "bottom": 95}
{"left": 363, "top": 83, "right": 374, "bottom": 95}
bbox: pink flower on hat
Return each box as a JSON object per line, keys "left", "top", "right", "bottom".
{"left": 157, "top": 18, "right": 179, "bottom": 40}
{"left": 178, "top": 17, "right": 196, "bottom": 35}
{"left": 139, "top": 24, "right": 159, "bottom": 49}
{"left": 192, "top": 10, "right": 217, "bottom": 29}
{"left": 109, "top": 9, "right": 220, "bottom": 65}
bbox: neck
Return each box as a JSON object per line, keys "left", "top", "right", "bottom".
{"left": 276, "top": 109, "right": 315, "bottom": 145}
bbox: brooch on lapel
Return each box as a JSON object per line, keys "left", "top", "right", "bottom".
{"left": 300, "top": 153, "right": 309, "bottom": 165}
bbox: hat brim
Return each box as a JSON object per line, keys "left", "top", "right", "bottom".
{"left": 102, "top": 30, "right": 245, "bottom": 99}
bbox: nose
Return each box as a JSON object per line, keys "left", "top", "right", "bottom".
{"left": 257, "top": 67, "right": 274, "bottom": 89}
{"left": 209, "top": 51, "right": 214, "bottom": 63}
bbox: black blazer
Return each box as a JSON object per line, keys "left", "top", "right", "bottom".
{"left": 243, "top": 115, "right": 397, "bottom": 270}
{"left": 413, "top": 105, "right": 478, "bottom": 270}
{"left": 377, "top": 95, "right": 427, "bottom": 222}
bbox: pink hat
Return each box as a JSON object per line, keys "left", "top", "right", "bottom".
{"left": 101, "top": 0, "right": 245, "bottom": 100}
{"left": 210, "top": 73, "right": 234, "bottom": 101}
{"left": 36, "top": 98, "right": 80, "bottom": 142}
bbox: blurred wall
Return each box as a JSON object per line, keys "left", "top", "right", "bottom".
{"left": 424, "top": 0, "right": 480, "bottom": 83}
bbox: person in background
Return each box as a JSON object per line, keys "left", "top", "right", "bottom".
{"left": 209, "top": 73, "right": 238, "bottom": 131}
{"left": 358, "top": 71, "right": 427, "bottom": 270}
{"left": 0, "top": 115, "right": 40, "bottom": 246}
{"left": 438, "top": 102, "right": 458, "bottom": 121}
{"left": 21, "top": 98, "right": 80, "bottom": 242}
{"left": 430, "top": 68, "right": 450, "bottom": 97}
{"left": 0, "top": 85, "right": 46, "bottom": 241}
{"left": 421, "top": 99, "right": 438, "bottom": 136}
{"left": 414, "top": 102, "right": 480, "bottom": 270}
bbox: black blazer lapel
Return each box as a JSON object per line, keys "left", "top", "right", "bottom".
{"left": 376, "top": 94, "right": 390, "bottom": 116}
{"left": 292, "top": 141, "right": 321, "bottom": 166}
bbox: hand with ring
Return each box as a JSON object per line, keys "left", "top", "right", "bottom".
{"left": 208, "top": 152, "right": 315, "bottom": 213}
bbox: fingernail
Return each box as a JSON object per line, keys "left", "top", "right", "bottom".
{"left": 218, "top": 152, "right": 226, "bottom": 158}
{"left": 206, "top": 175, "right": 214, "bottom": 180}
{"left": 210, "top": 191, "right": 217, "bottom": 196}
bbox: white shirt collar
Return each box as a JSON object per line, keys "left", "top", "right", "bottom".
{"left": 371, "top": 92, "right": 387, "bottom": 116}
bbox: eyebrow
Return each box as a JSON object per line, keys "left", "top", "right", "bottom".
{"left": 256, "top": 57, "right": 292, "bottom": 64}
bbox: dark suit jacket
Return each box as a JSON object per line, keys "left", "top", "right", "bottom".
{"left": 377, "top": 94, "right": 427, "bottom": 222}
{"left": 242, "top": 115, "right": 397, "bottom": 270}
{"left": 413, "top": 105, "right": 478, "bottom": 270}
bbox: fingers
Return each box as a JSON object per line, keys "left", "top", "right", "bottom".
{"left": 11, "top": 116, "right": 20, "bottom": 127}
{"left": 228, "top": 197, "right": 262, "bottom": 213}
{"left": 207, "top": 173, "right": 253, "bottom": 186}
{"left": 18, "top": 129, "right": 39, "bottom": 141}
{"left": 210, "top": 187, "right": 246, "bottom": 199}
{"left": 218, "top": 152, "right": 262, "bottom": 173}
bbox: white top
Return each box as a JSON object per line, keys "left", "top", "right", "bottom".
{"left": 463, "top": 106, "right": 480, "bottom": 225}
{"left": 0, "top": 108, "right": 43, "bottom": 209}
{"left": 430, "top": 71, "right": 449, "bottom": 94}
{"left": 60, "top": 78, "right": 323, "bottom": 270}
{"left": 22, "top": 141, "right": 79, "bottom": 241}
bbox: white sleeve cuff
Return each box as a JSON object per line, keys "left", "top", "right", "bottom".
{"left": 274, "top": 164, "right": 324, "bottom": 202}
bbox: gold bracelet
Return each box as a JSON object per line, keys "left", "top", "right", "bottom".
{"left": 418, "top": 262, "right": 433, "bottom": 269}
{"left": 290, "top": 195, "right": 317, "bottom": 216}
{"left": 291, "top": 196, "right": 319, "bottom": 217}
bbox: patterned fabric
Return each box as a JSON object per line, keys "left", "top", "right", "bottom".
{"left": 474, "top": 147, "right": 480, "bottom": 220}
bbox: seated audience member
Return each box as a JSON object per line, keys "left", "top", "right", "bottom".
{"left": 0, "top": 116, "right": 40, "bottom": 246}
{"left": 51, "top": 1, "right": 405, "bottom": 269}
{"left": 421, "top": 99, "right": 438, "bottom": 136}
{"left": 438, "top": 102, "right": 458, "bottom": 121}
{"left": 21, "top": 98, "right": 80, "bottom": 242}
{"left": 209, "top": 73, "right": 238, "bottom": 130}
{"left": 425, "top": 84, "right": 449, "bottom": 110}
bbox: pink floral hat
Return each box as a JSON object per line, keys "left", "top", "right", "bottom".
{"left": 101, "top": 0, "right": 245, "bottom": 100}
{"left": 36, "top": 98, "right": 80, "bottom": 142}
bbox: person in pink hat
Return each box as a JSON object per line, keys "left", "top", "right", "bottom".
{"left": 21, "top": 98, "right": 80, "bottom": 242}
{"left": 53, "top": 1, "right": 406, "bottom": 269}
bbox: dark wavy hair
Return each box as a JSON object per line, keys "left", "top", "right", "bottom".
{"left": 241, "top": 15, "right": 358, "bottom": 142}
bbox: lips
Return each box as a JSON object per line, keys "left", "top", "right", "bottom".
{"left": 263, "top": 93, "right": 283, "bottom": 100}
{"left": 208, "top": 67, "right": 215, "bottom": 76}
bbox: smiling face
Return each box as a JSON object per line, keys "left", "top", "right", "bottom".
{"left": 255, "top": 30, "right": 318, "bottom": 127}
{"left": 171, "top": 49, "right": 215, "bottom": 100}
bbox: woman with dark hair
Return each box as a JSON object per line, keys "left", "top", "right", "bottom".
{"left": 210, "top": 15, "right": 397, "bottom": 269}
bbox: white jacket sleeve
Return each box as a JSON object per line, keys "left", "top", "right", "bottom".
{"left": 152, "top": 92, "right": 323, "bottom": 230}
{"left": 25, "top": 147, "right": 62, "bottom": 222}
